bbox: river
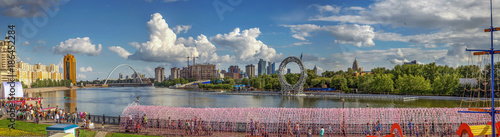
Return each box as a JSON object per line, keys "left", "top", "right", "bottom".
{"left": 33, "top": 87, "right": 474, "bottom": 116}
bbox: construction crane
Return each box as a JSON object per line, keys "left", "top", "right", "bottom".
{"left": 192, "top": 56, "right": 199, "bottom": 65}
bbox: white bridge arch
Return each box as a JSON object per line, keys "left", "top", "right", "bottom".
{"left": 104, "top": 64, "right": 143, "bottom": 85}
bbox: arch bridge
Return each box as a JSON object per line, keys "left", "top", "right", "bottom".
{"left": 104, "top": 64, "right": 148, "bottom": 86}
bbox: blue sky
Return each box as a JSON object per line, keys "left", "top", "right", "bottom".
{"left": 0, "top": 0, "right": 498, "bottom": 80}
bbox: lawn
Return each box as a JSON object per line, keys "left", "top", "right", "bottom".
{"left": 77, "top": 129, "right": 97, "bottom": 137}
{"left": 0, "top": 119, "right": 50, "bottom": 135}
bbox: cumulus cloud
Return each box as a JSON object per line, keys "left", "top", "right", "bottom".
{"left": 123, "top": 13, "right": 233, "bottom": 64}
{"left": 389, "top": 58, "right": 409, "bottom": 64}
{"left": 172, "top": 25, "right": 192, "bottom": 34}
{"left": 108, "top": 46, "right": 132, "bottom": 59}
{"left": 0, "top": 0, "right": 63, "bottom": 17}
{"left": 53, "top": 37, "right": 102, "bottom": 56}
{"left": 210, "top": 28, "right": 283, "bottom": 62}
{"left": 281, "top": 24, "right": 375, "bottom": 47}
{"left": 77, "top": 74, "right": 86, "bottom": 79}
{"left": 124, "top": 13, "right": 198, "bottom": 62}
{"left": 396, "top": 48, "right": 403, "bottom": 58}
{"left": 176, "top": 34, "right": 232, "bottom": 63}
{"left": 79, "top": 66, "right": 93, "bottom": 72}
{"left": 22, "top": 41, "right": 30, "bottom": 45}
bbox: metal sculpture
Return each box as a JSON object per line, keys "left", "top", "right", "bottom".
{"left": 278, "top": 56, "right": 307, "bottom": 94}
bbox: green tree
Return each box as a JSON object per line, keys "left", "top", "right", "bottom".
{"left": 370, "top": 74, "right": 394, "bottom": 94}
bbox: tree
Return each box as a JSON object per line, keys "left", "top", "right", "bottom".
{"left": 370, "top": 74, "right": 394, "bottom": 94}
{"left": 331, "top": 77, "right": 348, "bottom": 91}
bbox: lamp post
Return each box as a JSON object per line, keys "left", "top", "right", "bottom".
{"left": 341, "top": 98, "right": 345, "bottom": 109}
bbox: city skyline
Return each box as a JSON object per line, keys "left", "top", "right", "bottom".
{"left": 0, "top": 0, "right": 495, "bottom": 80}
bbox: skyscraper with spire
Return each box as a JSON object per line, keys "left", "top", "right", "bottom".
{"left": 348, "top": 58, "right": 363, "bottom": 72}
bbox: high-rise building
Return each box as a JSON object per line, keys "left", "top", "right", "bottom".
{"left": 16, "top": 61, "right": 62, "bottom": 87}
{"left": 258, "top": 59, "right": 266, "bottom": 76}
{"left": 64, "top": 54, "right": 76, "bottom": 85}
{"left": 170, "top": 67, "right": 180, "bottom": 80}
{"left": 119, "top": 73, "right": 123, "bottom": 80}
{"left": 181, "top": 63, "right": 217, "bottom": 80}
{"left": 287, "top": 68, "right": 291, "bottom": 74}
{"left": 245, "top": 64, "right": 255, "bottom": 78}
{"left": 155, "top": 67, "right": 165, "bottom": 82}
{"left": 313, "top": 65, "right": 318, "bottom": 75}
{"left": 227, "top": 65, "right": 241, "bottom": 79}
{"left": 348, "top": 58, "right": 363, "bottom": 72}
{"left": 267, "top": 62, "right": 275, "bottom": 75}
{"left": 0, "top": 35, "right": 16, "bottom": 83}
{"left": 404, "top": 60, "right": 418, "bottom": 65}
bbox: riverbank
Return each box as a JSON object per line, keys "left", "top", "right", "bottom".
{"left": 195, "top": 89, "right": 496, "bottom": 101}
{"left": 24, "top": 86, "right": 85, "bottom": 95}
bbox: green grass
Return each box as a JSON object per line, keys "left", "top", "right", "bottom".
{"left": 77, "top": 129, "right": 97, "bottom": 137}
{"left": 0, "top": 119, "right": 50, "bottom": 135}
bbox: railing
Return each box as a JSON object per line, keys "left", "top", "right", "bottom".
{"left": 87, "top": 114, "right": 121, "bottom": 125}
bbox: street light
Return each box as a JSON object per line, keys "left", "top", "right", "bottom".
{"left": 341, "top": 98, "right": 345, "bottom": 108}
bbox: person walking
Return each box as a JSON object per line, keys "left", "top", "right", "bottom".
{"left": 295, "top": 122, "right": 300, "bottom": 137}
{"left": 307, "top": 127, "right": 312, "bottom": 137}
{"left": 250, "top": 119, "right": 255, "bottom": 136}
{"left": 320, "top": 126, "right": 325, "bottom": 137}
{"left": 409, "top": 119, "right": 414, "bottom": 136}
{"left": 327, "top": 123, "right": 332, "bottom": 137}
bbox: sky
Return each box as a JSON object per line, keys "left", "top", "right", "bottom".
{"left": 0, "top": 0, "right": 499, "bottom": 81}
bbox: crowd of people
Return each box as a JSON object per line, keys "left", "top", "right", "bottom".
{"left": 123, "top": 114, "right": 214, "bottom": 136}
{"left": 1, "top": 98, "right": 95, "bottom": 129}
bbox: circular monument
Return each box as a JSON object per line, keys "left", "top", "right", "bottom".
{"left": 278, "top": 56, "right": 307, "bottom": 94}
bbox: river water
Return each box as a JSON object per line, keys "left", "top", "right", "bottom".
{"left": 35, "top": 87, "right": 470, "bottom": 116}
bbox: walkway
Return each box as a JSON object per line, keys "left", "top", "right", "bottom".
{"left": 95, "top": 131, "right": 107, "bottom": 137}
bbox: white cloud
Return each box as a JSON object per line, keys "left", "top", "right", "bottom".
{"left": 108, "top": 46, "right": 132, "bottom": 59}
{"left": 79, "top": 66, "right": 93, "bottom": 72}
{"left": 52, "top": 37, "right": 102, "bottom": 56}
{"left": 176, "top": 34, "right": 232, "bottom": 63}
{"left": 346, "top": 7, "right": 364, "bottom": 11}
{"left": 24, "top": 57, "right": 30, "bottom": 61}
{"left": 125, "top": 13, "right": 231, "bottom": 64}
{"left": 22, "top": 41, "right": 30, "bottom": 45}
{"left": 129, "top": 42, "right": 141, "bottom": 49}
{"left": 282, "top": 24, "right": 375, "bottom": 47}
{"left": 280, "top": 24, "right": 321, "bottom": 41}
{"left": 172, "top": 25, "right": 192, "bottom": 34}
{"left": 291, "top": 42, "right": 312, "bottom": 46}
{"left": 210, "top": 28, "right": 283, "bottom": 62}
{"left": 127, "top": 13, "right": 195, "bottom": 63}
{"left": 57, "top": 59, "right": 63, "bottom": 70}
{"left": 389, "top": 58, "right": 409, "bottom": 64}
{"left": 77, "top": 74, "right": 86, "bottom": 79}
{"left": 310, "top": 4, "right": 341, "bottom": 14}
{"left": 120, "top": 13, "right": 282, "bottom": 64}
{"left": 37, "top": 40, "right": 46, "bottom": 45}
{"left": 396, "top": 48, "right": 403, "bottom": 58}
{"left": 309, "top": 0, "right": 493, "bottom": 30}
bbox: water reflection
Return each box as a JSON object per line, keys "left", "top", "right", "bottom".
{"left": 32, "top": 87, "right": 474, "bottom": 116}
